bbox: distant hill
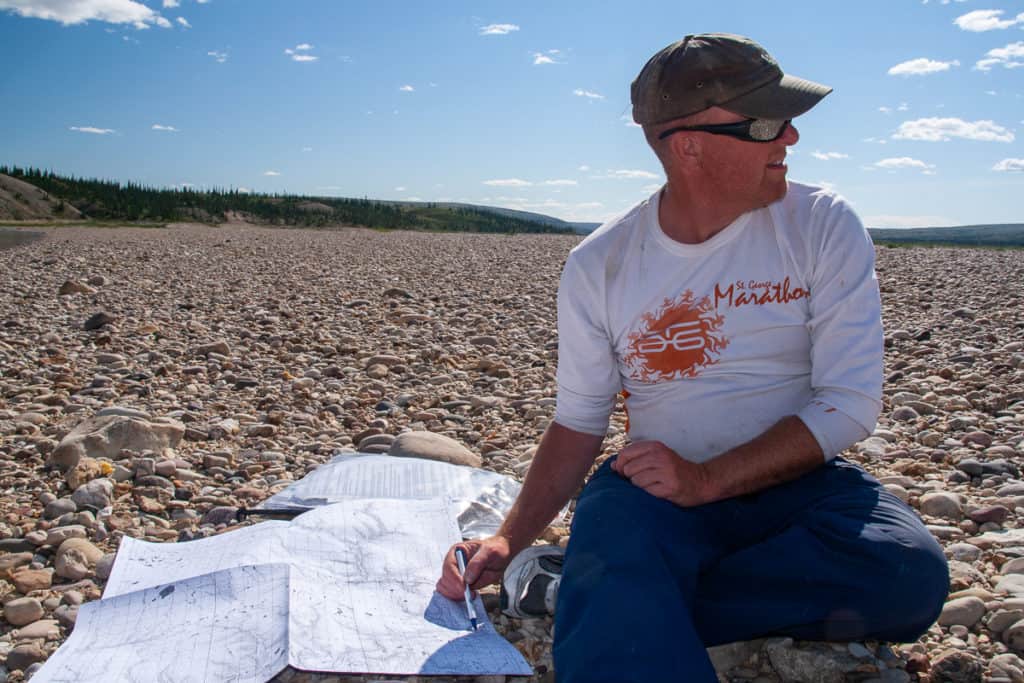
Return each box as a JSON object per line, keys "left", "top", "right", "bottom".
{"left": 0, "top": 173, "right": 82, "bottom": 220}
{"left": 869, "top": 224, "right": 1024, "bottom": 247}
{"left": 0, "top": 166, "right": 573, "bottom": 235}
{"left": 433, "top": 204, "right": 601, "bottom": 235}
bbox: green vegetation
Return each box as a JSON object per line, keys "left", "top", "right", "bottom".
{"left": 869, "top": 224, "right": 1024, "bottom": 248}
{"left": 1, "top": 165, "right": 572, "bottom": 234}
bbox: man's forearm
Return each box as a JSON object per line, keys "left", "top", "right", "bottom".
{"left": 700, "top": 415, "right": 825, "bottom": 504}
{"left": 497, "top": 422, "right": 603, "bottom": 556}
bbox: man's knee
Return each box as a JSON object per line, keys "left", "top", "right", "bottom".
{"left": 869, "top": 537, "right": 949, "bottom": 641}
{"left": 571, "top": 462, "right": 689, "bottom": 541}
{"left": 807, "top": 486, "right": 950, "bottom": 641}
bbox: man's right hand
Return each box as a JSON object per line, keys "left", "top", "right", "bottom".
{"left": 435, "top": 422, "right": 603, "bottom": 602}
{"left": 436, "top": 535, "right": 513, "bottom": 600}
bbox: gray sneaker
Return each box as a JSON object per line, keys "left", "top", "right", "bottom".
{"left": 500, "top": 545, "right": 564, "bottom": 618}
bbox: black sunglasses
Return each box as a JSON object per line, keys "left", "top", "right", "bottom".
{"left": 657, "top": 118, "right": 791, "bottom": 143}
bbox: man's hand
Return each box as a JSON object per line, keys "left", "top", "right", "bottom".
{"left": 436, "top": 535, "right": 513, "bottom": 600}
{"left": 611, "top": 440, "right": 711, "bottom": 507}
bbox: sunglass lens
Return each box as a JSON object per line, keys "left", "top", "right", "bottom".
{"left": 748, "top": 119, "right": 788, "bottom": 141}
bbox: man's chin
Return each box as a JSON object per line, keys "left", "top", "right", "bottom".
{"left": 756, "top": 181, "right": 789, "bottom": 209}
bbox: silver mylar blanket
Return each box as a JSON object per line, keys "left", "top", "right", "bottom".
{"left": 260, "top": 452, "right": 526, "bottom": 539}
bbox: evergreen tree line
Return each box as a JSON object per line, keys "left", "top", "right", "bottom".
{"left": 1, "top": 165, "right": 572, "bottom": 234}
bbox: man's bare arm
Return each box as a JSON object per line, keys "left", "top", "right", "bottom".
{"left": 613, "top": 415, "right": 824, "bottom": 507}
{"left": 700, "top": 415, "right": 824, "bottom": 502}
{"left": 497, "top": 421, "right": 605, "bottom": 555}
{"left": 436, "top": 421, "right": 603, "bottom": 598}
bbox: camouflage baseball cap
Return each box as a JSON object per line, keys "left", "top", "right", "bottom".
{"left": 631, "top": 33, "right": 832, "bottom": 125}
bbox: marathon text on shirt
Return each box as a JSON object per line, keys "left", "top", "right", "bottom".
{"left": 713, "top": 276, "right": 809, "bottom": 309}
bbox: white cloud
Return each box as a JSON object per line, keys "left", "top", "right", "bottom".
{"left": 597, "top": 169, "right": 660, "bottom": 180}
{"left": 532, "top": 52, "right": 555, "bottom": 65}
{"left": 864, "top": 214, "right": 954, "bottom": 228}
{"left": 69, "top": 126, "right": 115, "bottom": 134}
{"left": 898, "top": 103, "right": 909, "bottom": 112}
{"left": 577, "top": 165, "right": 590, "bottom": 172}
{"left": 284, "top": 44, "right": 317, "bottom": 62}
{"left": 151, "top": 124, "right": 178, "bottom": 131}
{"left": 479, "top": 23, "right": 519, "bottom": 35}
{"left": 620, "top": 114, "right": 641, "bottom": 128}
{"left": 573, "top": 89, "right": 604, "bottom": 100}
{"left": 893, "top": 117, "right": 1014, "bottom": 142}
{"left": 483, "top": 178, "right": 532, "bottom": 187}
{"left": 543, "top": 179, "right": 577, "bottom": 186}
{"left": 484, "top": 195, "right": 609, "bottom": 221}
{"left": 993, "top": 158, "right": 1024, "bottom": 172}
{"left": 0, "top": 0, "right": 171, "bottom": 28}
{"left": 863, "top": 137, "right": 888, "bottom": 145}
{"left": 263, "top": 170, "right": 281, "bottom": 176}
{"left": 163, "top": 0, "right": 179, "bottom": 6}
{"left": 811, "top": 151, "right": 849, "bottom": 160}
{"left": 873, "top": 157, "right": 936, "bottom": 172}
{"left": 394, "top": 186, "right": 406, "bottom": 191}
{"left": 399, "top": 85, "right": 414, "bottom": 92}
{"left": 975, "top": 42, "right": 1024, "bottom": 71}
{"left": 954, "top": 9, "right": 1024, "bottom": 32}
{"left": 878, "top": 106, "right": 892, "bottom": 114}
{"left": 887, "top": 58, "right": 960, "bottom": 76}
{"left": 207, "top": 50, "right": 227, "bottom": 63}
{"left": 175, "top": 16, "right": 189, "bottom": 28}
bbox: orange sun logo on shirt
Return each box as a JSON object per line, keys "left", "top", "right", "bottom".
{"left": 623, "top": 290, "right": 729, "bottom": 383}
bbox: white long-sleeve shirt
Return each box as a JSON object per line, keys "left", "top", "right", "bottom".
{"left": 553, "top": 182, "right": 883, "bottom": 462}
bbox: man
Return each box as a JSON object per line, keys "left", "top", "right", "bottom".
{"left": 437, "top": 34, "right": 948, "bottom": 681}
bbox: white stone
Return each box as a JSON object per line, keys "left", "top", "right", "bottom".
{"left": 920, "top": 491, "right": 963, "bottom": 521}
{"left": 938, "top": 596, "right": 986, "bottom": 627}
{"left": 387, "top": 431, "right": 481, "bottom": 468}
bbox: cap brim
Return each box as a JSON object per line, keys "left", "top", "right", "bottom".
{"left": 720, "top": 74, "right": 832, "bottom": 120}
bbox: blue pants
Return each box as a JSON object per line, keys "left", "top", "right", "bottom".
{"left": 553, "top": 457, "right": 949, "bottom": 682}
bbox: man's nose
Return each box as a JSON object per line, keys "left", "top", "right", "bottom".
{"left": 782, "top": 122, "right": 800, "bottom": 146}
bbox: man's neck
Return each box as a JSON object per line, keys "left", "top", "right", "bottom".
{"left": 658, "top": 183, "right": 748, "bottom": 245}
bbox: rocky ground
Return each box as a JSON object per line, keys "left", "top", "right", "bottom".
{"left": 0, "top": 223, "right": 1022, "bottom": 682}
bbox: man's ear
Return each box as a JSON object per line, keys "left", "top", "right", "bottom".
{"left": 667, "top": 133, "right": 701, "bottom": 168}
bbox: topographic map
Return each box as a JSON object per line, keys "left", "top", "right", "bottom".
{"left": 33, "top": 499, "right": 532, "bottom": 682}
{"left": 35, "top": 563, "right": 290, "bottom": 682}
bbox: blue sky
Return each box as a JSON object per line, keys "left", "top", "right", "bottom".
{"left": 1, "top": 0, "right": 1022, "bottom": 227}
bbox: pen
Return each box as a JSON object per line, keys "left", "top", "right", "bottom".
{"left": 454, "top": 548, "right": 479, "bottom": 631}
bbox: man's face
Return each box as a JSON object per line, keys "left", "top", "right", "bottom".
{"left": 690, "top": 108, "right": 800, "bottom": 214}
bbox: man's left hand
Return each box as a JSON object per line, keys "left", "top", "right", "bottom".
{"left": 611, "top": 440, "right": 712, "bottom": 507}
